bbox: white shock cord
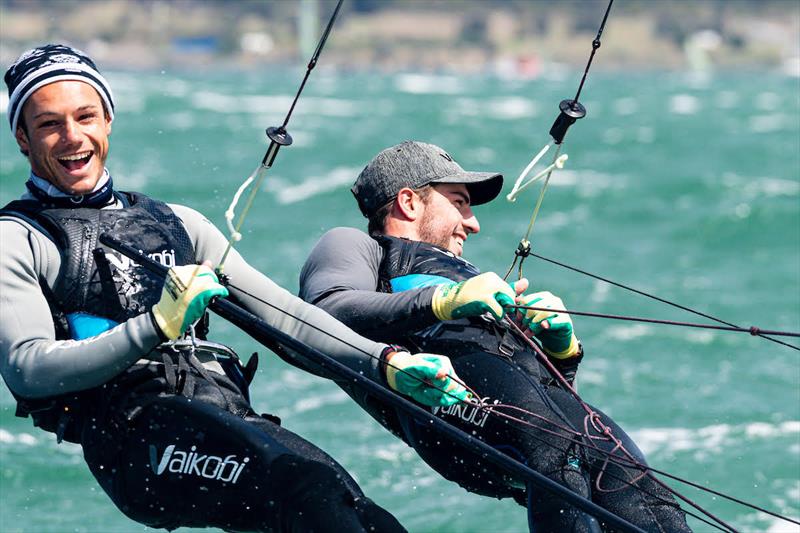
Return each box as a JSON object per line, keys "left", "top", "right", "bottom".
{"left": 506, "top": 142, "right": 569, "bottom": 203}
{"left": 218, "top": 164, "right": 269, "bottom": 271}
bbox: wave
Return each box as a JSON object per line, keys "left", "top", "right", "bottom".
{"left": 273, "top": 166, "right": 359, "bottom": 204}
{"left": 631, "top": 420, "right": 800, "bottom": 457}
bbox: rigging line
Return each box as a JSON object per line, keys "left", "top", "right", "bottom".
{"left": 100, "top": 235, "right": 647, "bottom": 533}
{"left": 206, "top": 275, "right": 794, "bottom": 528}
{"left": 279, "top": 0, "right": 344, "bottom": 130}
{"left": 504, "top": 0, "right": 613, "bottom": 281}
{"left": 217, "top": 0, "right": 344, "bottom": 271}
{"left": 218, "top": 277, "right": 750, "bottom": 530}
{"left": 509, "top": 304, "right": 800, "bottom": 338}
{"left": 197, "top": 269, "right": 797, "bottom": 528}
{"left": 503, "top": 319, "right": 741, "bottom": 533}
{"left": 572, "top": 0, "right": 614, "bottom": 104}
{"left": 526, "top": 251, "right": 800, "bottom": 351}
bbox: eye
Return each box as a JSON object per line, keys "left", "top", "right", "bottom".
{"left": 78, "top": 112, "right": 98, "bottom": 123}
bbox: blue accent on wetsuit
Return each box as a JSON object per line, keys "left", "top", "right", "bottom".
{"left": 390, "top": 273, "right": 452, "bottom": 292}
{"left": 67, "top": 312, "right": 120, "bottom": 340}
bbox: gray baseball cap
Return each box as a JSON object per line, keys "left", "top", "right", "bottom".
{"left": 351, "top": 140, "right": 503, "bottom": 217}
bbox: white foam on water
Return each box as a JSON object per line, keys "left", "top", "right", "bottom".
{"left": 745, "top": 178, "right": 800, "bottom": 198}
{"left": 163, "top": 111, "right": 196, "bottom": 130}
{"left": 602, "top": 127, "right": 625, "bottom": 145}
{"left": 589, "top": 279, "right": 611, "bottom": 304}
{"left": 0, "top": 91, "right": 7, "bottom": 114}
{"left": 613, "top": 97, "right": 639, "bottom": 116}
{"left": 765, "top": 518, "right": 800, "bottom": 533}
{"left": 669, "top": 94, "right": 701, "bottom": 115}
{"left": 631, "top": 420, "right": 800, "bottom": 457}
{"left": 274, "top": 166, "right": 360, "bottom": 204}
{"left": 606, "top": 324, "right": 653, "bottom": 341}
{"left": 0, "top": 428, "right": 38, "bottom": 446}
{"left": 755, "top": 92, "right": 781, "bottom": 111}
{"left": 685, "top": 330, "right": 716, "bottom": 345}
{"left": 394, "top": 73, "right": 464, "bottom": 95}
{"left": 484, "top": 96, "right": 538, "bottom": 120}
{"left": 293, "top": 389, "right": 349, "bottom": 414}
{"left": 192, "top": 91, "right": 359, "bottom": 118}
{"left": 749, "top": 113, "right": 787, "bottom": 133}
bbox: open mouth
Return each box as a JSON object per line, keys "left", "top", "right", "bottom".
{"left": 57, "top": 151, "right": 93, "bottom": 172}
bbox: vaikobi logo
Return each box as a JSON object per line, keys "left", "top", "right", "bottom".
{"left": 149, "top": 444, "right": 249, "bottom": 484}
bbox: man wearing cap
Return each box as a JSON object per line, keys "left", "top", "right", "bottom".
{"left": 299, "top": 141, "right": 692, "bottom": 532}
{"left": 0, "top": 45, "right": 471, "bottom": 532}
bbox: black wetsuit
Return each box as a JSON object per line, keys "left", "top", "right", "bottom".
{"left": 300, "top": 227, "right": 692, "bottom": 533}
{"left": 1, "top": 192, "right": 404, "bottom": 533}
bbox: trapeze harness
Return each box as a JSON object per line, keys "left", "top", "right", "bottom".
{"left": 374, "top": 235, "right": 581, "bottom": 382}
{"left": 1, "top": 192, "right": 254, "bottom": 444}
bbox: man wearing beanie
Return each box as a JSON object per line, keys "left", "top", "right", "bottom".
{"left": 299, "top": 141, "right": 693, "bottom": 532}
{"left": 0, "top": 45, "right": 468, "bottom": 532}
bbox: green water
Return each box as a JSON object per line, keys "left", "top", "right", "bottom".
{"left": 0, "top": 68, "right": 798, "bottom": 532}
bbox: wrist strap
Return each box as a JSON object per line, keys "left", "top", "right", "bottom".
{"left": 380, "top": 344, "right": 407, "bottom": 381}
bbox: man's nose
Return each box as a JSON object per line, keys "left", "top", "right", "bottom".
{"left": 61, "top": 118, "right": 81, "bottom": 144}
{"left": 463, "top": 210, "right": 480, "bottom": 234}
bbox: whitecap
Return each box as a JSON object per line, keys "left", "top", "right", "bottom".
{"left": 0, "top": 91, "right": 7, "bottom": 114}
{"left": 669, "top": 94, "right": 700, "bottom": 115}
{"left": 613, "top": 97, "right": 639, "bottom": 116}
{"left": 631, "top": 420, "right": 800, "bottom": 457}
{"left": 685, "top": 330, "right": 716, "bottom": 345}
{"left": 749, "top": 113, "right": 786, "bottom": 133}
{"left": 293, "top": 390, "right": 348, "bottom": 413}
{"left": 602, "top": 127, "right": 624, "bottom": 145}
{"left": 394, "top": 73, "right": 463, "bottom": 95}
{"left": 0, "top": 428, "right": 38, "bottom": 446}
{"left": 274, "top": 166, "right": 359, "bottom": 204}
{"left": 755, "top": 92, "right": 781, "bottom": 111}
{"left": 606, "top": 324, "right": 652, "bottom": 341}
{"left": 163, "top": 111, "right": 195, "bottom": 130}
{"left": 484, "top": 97, "right": 538, "bottom": 120}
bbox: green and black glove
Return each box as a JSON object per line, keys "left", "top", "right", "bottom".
{"left": 431, "top": 272, "right": 516, "bottom": 321}
{"left": 518, "top": 291, "right": 580, "bottom": 359}
{"left": 384, "top": 350, "right": 471, "bottom": 407}
{"left": 152, "top": 264, "right": 228, "bottom": 340}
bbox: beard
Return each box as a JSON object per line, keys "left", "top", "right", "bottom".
{"left": 417, "top": 207, "right": 453, "bottom": 252}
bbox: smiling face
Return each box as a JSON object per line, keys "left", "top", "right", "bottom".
{"left": 416, "top": 183, "right": 480, "bottom": 256}
{"left": 15, "top": 80, "right": 112, "bottom": 195}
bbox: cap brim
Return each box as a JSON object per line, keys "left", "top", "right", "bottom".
{"left": 430, "top": 171, "right": 504, "bottom": 206}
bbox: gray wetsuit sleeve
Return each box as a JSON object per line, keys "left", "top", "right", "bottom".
{"left": 0, "top": 217, "right": 163, "bottom": 399}
{"left": 171, "top": 206, "right": 387, "bottom": 384}
{"left": 298, "top": 227, "right": 439, "bottom": 344}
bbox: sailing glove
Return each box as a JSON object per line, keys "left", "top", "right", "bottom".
{"left": 384, "top": 350, "right": 471, "bottom": 407}
{"left": 518, "top": 291, "right": 580, "bottom": 359}
{"left": 432, "top": 272, "right": 516, "bottom": 321}
{"left": 152, "top": 264, "right": 229, "bottom": 340}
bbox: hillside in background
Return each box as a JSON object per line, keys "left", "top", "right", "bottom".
{"left": 0, "top": 0, "right": 798, "bottom": 75}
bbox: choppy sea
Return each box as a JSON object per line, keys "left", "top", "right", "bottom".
{"left": 0, "top": 65, "right": 798, "bottom": 532}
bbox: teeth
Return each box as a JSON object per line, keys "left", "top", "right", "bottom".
{"left": 58, "top": 152, "right": 91, "bottom": 161}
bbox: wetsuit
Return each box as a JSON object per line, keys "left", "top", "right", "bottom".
{"left": 300, "top": 227, "right": 692, "bottom": 533}
{"left": 0, "top": 186, "right": 405, "bottom": 533}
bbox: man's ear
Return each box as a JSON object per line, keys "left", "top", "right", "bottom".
{"left": 105, "top": 113, "right": 112, "bottom": 136}
{"left": 393, "top": 187, "right": 424, "bottom": 221}
{"left": 15, "top": 126, "right": 30, "bottom": 157}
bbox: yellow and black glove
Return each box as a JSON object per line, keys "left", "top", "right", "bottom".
{"left": 431, "top": 272, "right": 516, "bottom": 321}
{"left": 384, "top": 350, "right": 471, "bottom": 407}
{"left": 152, "top": 264, "right": 229, "bottom": 340}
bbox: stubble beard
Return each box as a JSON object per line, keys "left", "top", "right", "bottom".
{"left": 417, "top": 208, "right": 454, "bottom": 253}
